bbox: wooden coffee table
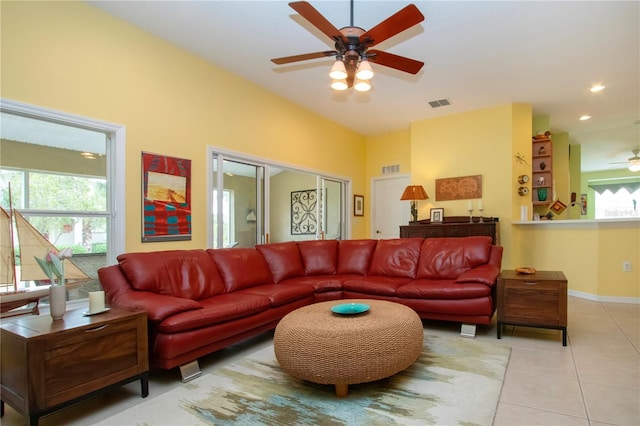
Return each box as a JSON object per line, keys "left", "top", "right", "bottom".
{"left": 274, "top": 299, "right": 423, "bottom": 397}
{"left": 0, "top": 307, "right": 149, "bottom": 426}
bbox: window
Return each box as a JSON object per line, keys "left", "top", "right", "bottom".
{"left": 0, "top": 99, "right": 125, "bottom": 304}
{"left": 209, "top": 148, "right": 349, "bottom": 248}
{"left": 595, "top": 187, "right": 640, "bottom": 219}
{"left": 212, "top": 189, "right": 234, "bottom": 248}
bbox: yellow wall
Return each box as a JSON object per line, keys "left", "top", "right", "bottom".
{"left": 1, "top": 1, "right": 367, "bottom": 250}
{"left": 364, "top": 129, "right": 411, "bottom": 232}
{"left": 408, "top": 103, "right": 532, "bottom": 268}
{"left": 514, "top": 221, "right": 639, "bottom": 299}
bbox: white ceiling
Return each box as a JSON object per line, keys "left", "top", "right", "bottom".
{"left": 89, "top": 0, "right": 639, "bottom": 172}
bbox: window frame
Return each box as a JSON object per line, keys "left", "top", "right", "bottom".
{"left": 0, "top": 98, "right": 126, "bottom": 266}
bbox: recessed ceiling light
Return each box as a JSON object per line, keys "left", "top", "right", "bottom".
{"left": 590, "top": 84, "right": 605, "bottom": 93}
{"left": 579, "top": 115, "right": 591, "bottom": 121}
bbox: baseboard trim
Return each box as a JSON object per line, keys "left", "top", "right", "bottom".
{"left": 569, "top": 289, "right": 640, "bottom": 304}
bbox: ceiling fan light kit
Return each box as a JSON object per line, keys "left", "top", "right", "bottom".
{"left": 272, "top": 1, "right": 425, "bottom": 92}
{"left": 331, "top": 79, "right": 349, "bottom": 91}
{"left": 609, "top": 149, "right": 640, "bottom": 172}
{"left": 354, "top": 78, "right": 371, "bottom": 92}
{"left": 329, "top": 59, "right": 348, "bottom": 79}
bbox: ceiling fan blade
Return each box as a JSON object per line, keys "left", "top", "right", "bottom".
{"left": 360, "top": 4, "right": 425, "bottom": 47}
{"left": 368, "top": 50, "right": 424, "bottom": 74}
{"left": 271, "top": 51, "right": 337, "bottom": 65}
{"left": 289, "top": 1, "right": 346, "bottom": 43}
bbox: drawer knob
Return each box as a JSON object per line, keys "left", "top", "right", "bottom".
{"left": 524, "top": 281, "right": 538, "bottom": 285}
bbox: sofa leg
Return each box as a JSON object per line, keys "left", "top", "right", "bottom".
{"left": 460, "top": 324, "right": 476, "bottom": 338}
{"left": 179, "top": 360, "right": 202, "bottom": 382}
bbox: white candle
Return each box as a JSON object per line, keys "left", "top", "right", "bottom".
{"left": 468, "top": 201, "right": 473, "bottom": 210}
{"left": 89, "top": 291, "right": 105, "bottom": 313}
{"left": 478, "top": 200, "right": 484, "bottom": 210}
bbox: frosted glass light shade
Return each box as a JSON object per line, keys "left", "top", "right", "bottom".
{"left": 354, "top": 79, "right": 371, "bottom": 92}
{"left": 329, "top": 60, "right": 347, "bottom": 79}
{"left": 331, "top": 79, "right": 348, "bottom": 91}
{"left": 356, "top": 60, "right": 374, "bottom": 80}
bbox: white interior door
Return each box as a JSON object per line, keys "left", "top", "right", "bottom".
{"left": 371, "top": 175, "right": 411, "bottom": 239}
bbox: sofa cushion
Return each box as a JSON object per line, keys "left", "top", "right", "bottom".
{"left": 337, "top": 239, "right": 377, "bottom": 275}
{"left": 117, "top": 250, "right": 225, "bottom": 300}
{"left": 280, "top": 275, "right": 345, "bottom": 293}
{"left": 342, "top": 276, "right": 413, "bottom": 296}
{"left": 207, "top": 248, "right": 273, "bottom": 292}
{"left": 368, "top": 238, "right": 423, "bottom": 278}
{"left": 397, "top": 279, "right": 492, "bottom": 299}
{"left": 297, "top": 240, "right": 338, "bottom": 275}
{"left": 256, "top": 242, "right": 305, "bottom": 283}
{"left": 417, "top": 236, "right": 492, "bottom": 279}
{"left": 237, "top": 283, "right": 314, "bottom": 307}
{"left": 156, "top": 292, "right": 271, "bottom": 333}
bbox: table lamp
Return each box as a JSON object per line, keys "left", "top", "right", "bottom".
{"left": 400, "top": 185, "right": 429, "bottom": 223}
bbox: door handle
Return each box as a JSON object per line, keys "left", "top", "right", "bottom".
{"left": 376, "top": 230, "right": 381, "bottom": 234}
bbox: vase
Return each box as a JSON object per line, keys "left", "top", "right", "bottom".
{"left": 49, "top": 284, "right": 67, "bottom": 320}
{"left": 537, "top": 188, "right": 548, "bottom": 202}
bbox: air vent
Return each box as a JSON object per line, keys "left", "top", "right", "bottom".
{"left": 382, "top": 164, "right": 400, "bottom": 174}
{"left": 428, "top": 98, "right": 451, "bottom": 108}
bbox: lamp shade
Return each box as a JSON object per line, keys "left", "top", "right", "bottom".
{"left": 331, "top": 79, "right": 348, "bottom": 91}
{"left": 329, "top": 59, "right": 347, "bottom": 80}
{"left": 353, "top": 79, "right": 371, "bottom": 92}
{"left": 400, "top": 185, "right": 429, "bottom": 201}
{"left": 356, "top": 60, "right": 374, "bottom": 80}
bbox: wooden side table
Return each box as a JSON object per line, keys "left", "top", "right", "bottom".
{"left": 1, "top": 307, "right": 149, "bottom": 426}
{"left": 497, "top": 270, "right": 568, "bottom": 346}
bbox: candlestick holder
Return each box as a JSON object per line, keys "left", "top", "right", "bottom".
{"left": 468, "top": 208, "right": 474, "bottom": 223}
{"left": 478, "top": 207, "right": 484, "bottom": 222}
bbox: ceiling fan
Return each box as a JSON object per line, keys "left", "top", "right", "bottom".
{"left": 271, "top": 1, "right": 425, "bottom": 91}
{"left": 609, "top": 149, "right": 640, "bottom": 171}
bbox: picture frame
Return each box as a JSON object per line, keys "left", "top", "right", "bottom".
{"left": 354, "top": 194, "right": 364, "bottom": 216}
{"left": 430, "top": 207, "right": 444, "bottom": 223}
{"left": 549, "top": 199, "right": 568, "bottom": 215}
{"left": 142, "top": 152, "right": 192, "bottom": 242}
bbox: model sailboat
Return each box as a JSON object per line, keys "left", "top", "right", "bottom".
{"left": 0, "top": 206, "right": 90, "bottom": 317}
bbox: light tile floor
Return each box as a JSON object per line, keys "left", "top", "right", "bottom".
{"left": 1, "top": 296, "right": 638, "bottom": 425}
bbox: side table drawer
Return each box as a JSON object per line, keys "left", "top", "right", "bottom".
{"left": 501, "top": 279, "right": 566, "bottom": 326}
{"left": 44, "top": 319, "right": 143, "bottom": 406}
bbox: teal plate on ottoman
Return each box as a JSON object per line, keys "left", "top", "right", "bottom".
{"left": 331, "top": 302, "right": 370, "bottom": 315}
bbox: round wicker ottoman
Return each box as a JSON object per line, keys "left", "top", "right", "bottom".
{"left": 274, "top": 299, "right": 424, "bottom": 397}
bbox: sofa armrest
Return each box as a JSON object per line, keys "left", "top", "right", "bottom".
{"left": 111, "top": 290, "right": 202, "bottom": 322}
{"left": 99, "top": 264, "right": 201, "bottom": 322}
{"left": 455, "top": 264, "right": 500, "bottom": 286}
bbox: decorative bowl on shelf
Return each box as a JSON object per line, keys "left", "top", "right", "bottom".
{"left": 515, "top": 267, "right": 536, "bottom": 275}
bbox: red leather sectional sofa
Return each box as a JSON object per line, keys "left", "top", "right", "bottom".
{"left": 98, "top": 236, "right": 502, "bottom": 380}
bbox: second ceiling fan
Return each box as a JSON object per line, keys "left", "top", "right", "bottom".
{"left": 271, "top": 1, "right": 425, "bottom": 91}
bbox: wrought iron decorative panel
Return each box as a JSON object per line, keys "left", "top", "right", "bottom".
{"left": 291, "top": 189, "right": 317, "bottom": 235}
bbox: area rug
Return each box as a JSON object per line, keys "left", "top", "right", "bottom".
{"left": 97, "top": 334, "right": 510, "bottom": 425}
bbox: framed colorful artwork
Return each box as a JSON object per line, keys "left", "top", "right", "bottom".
{"left": 142, "top": 152, "right": 192, "bottom": 242}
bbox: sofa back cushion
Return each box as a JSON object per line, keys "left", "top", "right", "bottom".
{"left": 368, "top": 238, "right": 423, "bottom": 278}
{"left": 208, "top": 248, "right": 273, "bottom": 291}
{"left": 297, "top": 240, "right": 338, "bottom": 275}
{"left": 337, "top": 239, "right": 378, "bottom": 275}
{"left": 117, "top": 250, "right": 225, "bottom": 300}
{"left": 417, "top": 236, "right": 493, "bottom": 279}
{"left": 255, "top": 241, "right": 305, "bottom": 283}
